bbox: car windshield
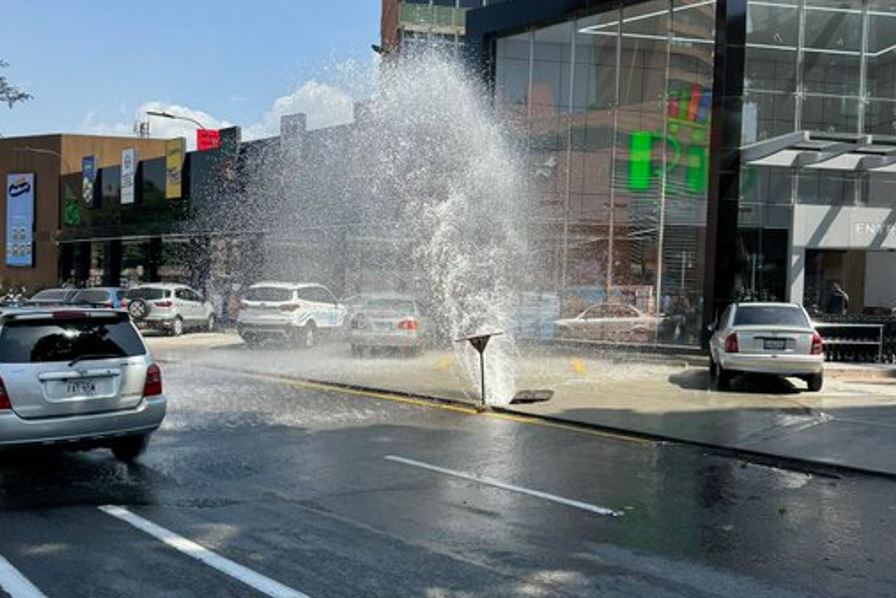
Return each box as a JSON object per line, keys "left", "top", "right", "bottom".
{"left": 0, "top": 316, "right": 146, "bottom": 363}
{"left": 734, "top": 306, "right": 809, "bottom": 328}
{"left": 363, "top": 299, "right": 416, "bottom": 314}
{"left": 31, "top": 289, "right": 69, "bottom": 302}
{"left": 245, "top": 287, "right": 293, "bottom": 302}
{"left": 73, "top": 290, "right": 110, "bottom": 304}
{"left": 126, "top": 288, "right": 166, "bottom": 300}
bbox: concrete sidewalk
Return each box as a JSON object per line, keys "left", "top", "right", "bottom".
{"left": 148, "top": 332, "right": 896, "bottom": 477}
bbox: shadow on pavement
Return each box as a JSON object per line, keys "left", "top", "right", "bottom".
{"left": 668, "top": 368, "right": 803, "bottom": 395}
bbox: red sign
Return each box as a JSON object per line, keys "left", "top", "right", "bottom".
{"left": 196, "top": 129, "right": 220, "bottom": 151}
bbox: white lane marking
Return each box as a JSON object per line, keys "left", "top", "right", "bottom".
{"left": 384, "top": 455, "right": 623, "bottom": 517}
{"left": 0, "top": 555, "right": 47, "bottom": 598}
{"left": 98, "top": 505, "right": 309, "bottom": 598}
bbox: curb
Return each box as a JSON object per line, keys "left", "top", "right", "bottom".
{"left": 186, "top": 362, "right": 896, "bottom": 482}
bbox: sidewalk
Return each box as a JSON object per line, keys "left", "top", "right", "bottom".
{"left": 149, "top": 332, "right": 896, "bottom": 478}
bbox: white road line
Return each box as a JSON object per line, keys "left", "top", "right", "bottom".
{"left": 98, "top": 505, "right": 309, "bottom": 598}
{"left": 384, "top": 455, "right": 623, "bottom": 517}
{"left": 0, "top": 555, "right": 47, "bottom": 598}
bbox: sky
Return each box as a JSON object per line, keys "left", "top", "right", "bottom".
{"left": 0, "top": 0, "right": 381, "bottom": 147}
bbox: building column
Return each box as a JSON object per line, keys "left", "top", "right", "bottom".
{"left": 788, "top": 244, "right": 806, "bottom": 305}
{"left": 104, "top": 240, "right": 122, "bottom": 287}
{"left": 147, "top": 237, "right": 163, "bottom": 282}
{"left": 703, "top": 0, "right": 748, "bottom": 344}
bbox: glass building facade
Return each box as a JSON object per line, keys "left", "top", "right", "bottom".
{"left": 470, "top": 0, "right": 896, "bottom": 345}
{"left": 491, "top": 0, "right": 718, "bottom": 344}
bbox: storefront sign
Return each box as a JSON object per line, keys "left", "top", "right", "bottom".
{"left": 197, "top": 129, "right": 220, "bottom": 151}
{"left": 165, "top": 138, "right": 185, "bottom": 199}
{"left": 5, "top": 173, "right": 35, "bottom": 267}
{"left": 121, "top": 148, "right": 136, "bottom": 204}
{"left": 81, "top": 155, "right": 96, "bottom": 205}
{"left": 854, "top": 223, "right": 896, "bottom": 239}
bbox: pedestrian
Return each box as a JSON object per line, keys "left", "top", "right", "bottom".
{"left": 825, "top": 282, "right": 849, "bottom": 315}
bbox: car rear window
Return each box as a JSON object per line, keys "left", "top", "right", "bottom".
{"left": 31, "top": 289, "right": 69, "bottom": 302}
{"left": 245, "top": 287, "right": 293, "bottom": 302}
{"left": 734, "top": 306, "right": 809, "bottom": 328}
{"left": 126, "top": 288, "right": 167, "bottom": 300}
{"left": 0, "top": 316, "right": 146, "bottom": 363}
{"left": 364, "top": 299, "right": 416, "bottom": 314}
{"left": 73, "top": 290, "right": 109, "bottom": 304}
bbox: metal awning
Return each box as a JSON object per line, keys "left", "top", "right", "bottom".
{"left": 741, "top": 131, "right": 896, "bottom": 173}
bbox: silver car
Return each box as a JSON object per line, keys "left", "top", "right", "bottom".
{"left": 709, "top": 302, "right": 824, "bottom": 392}
{"left": 348, "top": 295, "right": 427, "bottom": 356}
{"left": 126, "top": 283, "right": 216, "bottom": 336}
{"left": 0, "top": 308, "right": 166, "bottom": 461}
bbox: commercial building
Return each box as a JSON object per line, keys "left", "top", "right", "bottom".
{"left": 467, "top": 0, "right": 896, "bottom": 344}
{"left": 380, "top": 0, "right": 510, "bottom": 55}
{"left": 0, "top": 135, "right": 167, "bottom": 290}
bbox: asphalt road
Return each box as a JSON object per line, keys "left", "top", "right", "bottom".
{"left": 1, "top": 360, "right": 895, "bottom": 597}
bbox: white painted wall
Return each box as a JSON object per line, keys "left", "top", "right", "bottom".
{"left": 865, "top": 252, "right": 896, "bottom": 308}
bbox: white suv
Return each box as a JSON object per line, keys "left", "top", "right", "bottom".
{"left": 237, "top": 282, "right": 346, "bottom": 348}
{"left": 126, "top": 283, "right": 216, "bottom": 336}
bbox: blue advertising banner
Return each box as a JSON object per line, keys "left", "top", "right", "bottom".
{"left": 81, "top": 155, "right": 96, "bottom": 205}
{"left": 6, "top": 173, "right": 35, "bottom": 268}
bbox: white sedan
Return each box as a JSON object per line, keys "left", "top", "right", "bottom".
{"left": 709, "top": 302, "right": 824, "bottom": 392}
{"left": 555, "top": 303, "right": 661, "bottom": 343}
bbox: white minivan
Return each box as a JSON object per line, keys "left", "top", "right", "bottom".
{"left": 237, "top": 282, "right": 346, "bottom": 348}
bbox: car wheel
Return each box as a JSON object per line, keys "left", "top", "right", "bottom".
{"left": 717, "top": 365, "right": 733, "bottom": 391}
{"left": 128, "top": 298, "right": 148, "bottom": 321}
{"left": 171, "top": 316, "right": 184, "bottom": 337}
{"left": 207, "top": 314, "right": 216, "bottom": 332}
{"left": 806, "top": 373, "right": 823, "bottom": 392}
{"left": 110, "top": 434, "right": 150, "bottom": 462}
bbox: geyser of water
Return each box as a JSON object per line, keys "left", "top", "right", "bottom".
{"left": 352, "top": 53, "right": 530, "bottom": 405}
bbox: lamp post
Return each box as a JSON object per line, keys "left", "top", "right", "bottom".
{"left": 145, "top": 110, "right": 207, "bottom": 130}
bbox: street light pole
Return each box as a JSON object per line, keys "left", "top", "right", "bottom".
{"left": 146, "top": 110, "right": 208, "bottom": 130}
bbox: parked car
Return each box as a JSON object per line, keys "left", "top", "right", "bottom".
{"left": 26, "top": 288, "right": 79, "bottom": 307}
{"left": 125, "top": 283, "right": 216, "bottom": 336}
{"left": 709, "top": 302, "right": 824, "bottom": 392}
{"left": 348, "top": 294, "right": 427, "bottom": 356}
{"left": 0, "top": 307, "right": 166, "bottom": 461}
{"left": 237, "top": 282, "right": 346, "bottom": 348}
{"left": 71, "top": 287, "right": 126, "bottom": 308}
{"left": 555, "top": 303, "right": 662, "bottom": 343}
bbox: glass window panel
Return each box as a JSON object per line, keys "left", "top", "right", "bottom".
{"left": 864, "top": 173, "right": 896, "bottom": 207}
{"left": 742, "top": 92, "right": 796, "bottom": 144}
{"left": 495, "top": 33, "right": 530, "bottom": 111}
{"left": 745, "top": 0, "right": 799, "bottom": 93}
{"left": 532, "top": 22, "right": 573, "bottom": 114}
{"left": 798, "top": 170, "right": 857, "bottom": 205}
{"left": 866, "top": 3, "right": 896, "bottom": 100}
{"left": 801, "top": 95, "right": 859, "bottom": 133}
{"left": 802, "top": 2, "right": 862, "bottom": 96}
{"left": 865, "top": 99, "right": 896, "bottom": 135}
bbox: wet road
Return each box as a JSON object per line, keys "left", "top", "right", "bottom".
{"left": 1, "top": 362, "right": 895, "bottom": 597}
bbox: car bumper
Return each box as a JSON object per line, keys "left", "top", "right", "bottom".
{"left": 137, "top": 314, "right": 177, "bottom": 329}
{"left": 719, "top": 353, "right": 824, "bottom": 376}
{"left": 0, "top": 395, "right": 166, "bottom": 448}
{"left": 350, "top": 332, "right": 422, "bottom": 348}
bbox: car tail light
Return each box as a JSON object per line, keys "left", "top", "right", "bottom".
{"left": 154, "top": 300, "right": 173, "bottom": 308}
{"left": 724, "top": 333, "right": 739, "bottom": 353}
{"left": 279, "top": 303, "right": 302, "bottom": 312}
{"left": 143, "top": 363, "right": 163, "bottom": 397}
{"left": 811, "top": 332, "right": 824, "bottom": 355}
{"left": 398, "top": 318, "right": 418, "bottom": 332}
{"left": 0, "top": 377, "right": 10, "bottom": 410}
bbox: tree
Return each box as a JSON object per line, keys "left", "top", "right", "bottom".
{"left": 0, "top": 60, "right": 31, "bottom": 108}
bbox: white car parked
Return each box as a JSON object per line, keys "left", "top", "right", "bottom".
{"left": 126, "top": 283, "right": 216, "bottom": 336}
{"left": 237, "top": 282, "right": 346, "bottom": 348}
{"left": 709, "top": 302, "right": 824, "bottom": 392}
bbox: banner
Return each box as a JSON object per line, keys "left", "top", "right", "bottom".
{"left": 165, "top": 138, "right": 185, "bottom": 199}
{"left": 197, "top": 129, "right": 220, "bottom": 151}
{"left": 6, "top": 173, "right": 35, "bottom": 268}
{"left": 121, "top": 148, "right": 136, "bottom": 204}
{"left": 81, "top": 155, "right": 96, "bottom": 205}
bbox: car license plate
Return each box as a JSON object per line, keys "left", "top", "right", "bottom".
{"left": 764, "top": 339, "right": 786, "bottom": 351}
{"left": 66, "top": 380, "right": 97, "bottom": 396}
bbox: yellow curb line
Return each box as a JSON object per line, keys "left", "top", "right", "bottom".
{"left": 218, "top": 368, "right": 650, "bottom": 445}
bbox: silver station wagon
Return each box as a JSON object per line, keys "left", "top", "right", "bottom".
{"left": 0, "top": 308, "right": 166, "bottom": 461}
